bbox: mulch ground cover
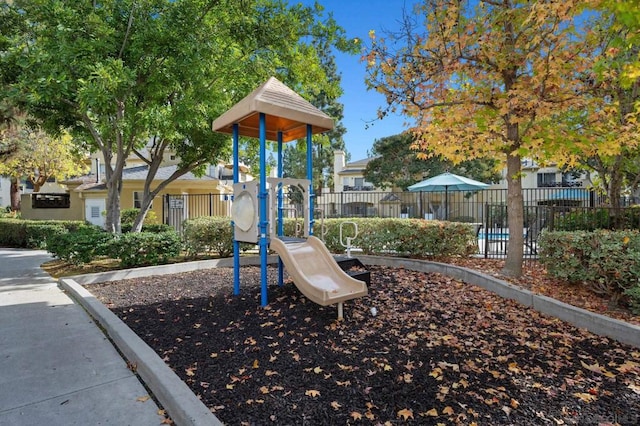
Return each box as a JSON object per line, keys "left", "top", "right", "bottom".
{"left": 90, "top": 265, "right": 640, "bottom": 425}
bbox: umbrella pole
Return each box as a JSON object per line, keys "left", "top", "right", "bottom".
{"left": 445, "top": 186, "right": 449, "bottom": 220}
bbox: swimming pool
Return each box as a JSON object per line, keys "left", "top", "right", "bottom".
{"left": 477, "top": 232, "right": 510, "bottom": 240}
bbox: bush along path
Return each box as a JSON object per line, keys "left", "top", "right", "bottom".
{"left": 90, "top": 266, "right": 640, "bottom": 425}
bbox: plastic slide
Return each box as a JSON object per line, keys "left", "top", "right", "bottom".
{"left": 269, "top": 236, "right": 368, "bottom": 307}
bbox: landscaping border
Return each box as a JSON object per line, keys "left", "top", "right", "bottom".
{"left": 359, "top": 255, "right": 640, "bottom": 348}
{"left": 58, "top": 254, "right": 640, "bottom": 426}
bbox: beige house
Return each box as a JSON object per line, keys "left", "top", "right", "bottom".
{"left": 21, "top": 150, "right": 252, "bottom": 228}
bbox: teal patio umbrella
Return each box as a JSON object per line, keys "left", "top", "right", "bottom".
{"left": 408, "top": 172, "right": 490, "bottom": 220}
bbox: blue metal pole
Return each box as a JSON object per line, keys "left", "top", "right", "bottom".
{"left": 306, "top": 124, "right": 314, "bottom": 236}
{"left": 259, "top": 113, "right": 269, "bottom": 306}
{"left": 277, "top": 131, "right": 284, "bottom": 287}
{"left": 232, "top": 123, "right": 240, "bottom": 296}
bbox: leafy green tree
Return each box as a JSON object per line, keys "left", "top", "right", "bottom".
{"left": 282, "top": 25, "right": 352, "bottom": 196}
{"left": 364, "top": 133, "right": 501, "bottom": 190}
{"left": 365, "top": 0, "right": 601, "bottom": 276}
{"left": 1, "top": 0, "right": 356, "bottom": 232}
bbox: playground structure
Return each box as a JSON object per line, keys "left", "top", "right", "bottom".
{"left": 212, "top": 77, "right": 368, "bottom": 318}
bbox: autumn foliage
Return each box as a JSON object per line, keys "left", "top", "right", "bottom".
{"left": 364, "top": 0, "right": 616, "bottom": 277}
{"left": 92, "top": 265, "right": 640, "bottom": 425}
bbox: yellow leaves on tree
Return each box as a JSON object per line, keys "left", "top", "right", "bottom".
{"left": 365, "top": 0, "right": 608, "bottom": 277}
{"left": 0, "top": 129, "right": 88, "bottom": 192}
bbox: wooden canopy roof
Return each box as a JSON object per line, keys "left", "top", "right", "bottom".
{"left": 211, "top": 77, "right": 334, "bottom": 142}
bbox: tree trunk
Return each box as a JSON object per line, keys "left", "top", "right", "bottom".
{"left": 131, "top": 193, "right": 155, "bottom": 233}
{"left": 9, "top": 176, "right": 20, "bottom": 211}
{"left": 105, "top": 180, "right": 121, "bottom": 233}
{"left": 502, "top": 152, "right": 524, "bottom": 277}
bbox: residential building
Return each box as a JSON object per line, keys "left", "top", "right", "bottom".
{"left": 20, "top": 146, "right": 252, "bottom": 228}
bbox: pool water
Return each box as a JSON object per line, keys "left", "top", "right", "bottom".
{"left": 477, "top": 233, "right": 510, "bottom": 240}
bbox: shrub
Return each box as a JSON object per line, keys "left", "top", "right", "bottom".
{"left": 288, "top": 217, "right": 476, "bottom": 258}
{"left": 554, "top": 209, "right": 613, "bottom": 231}
{"left": 0, "top": 218, "right": 86, "bottom": 248}
{"left": 539, "top": 230, "right": 640, "bottom": 305}
{"left": 105, "top": 231, "right": 181, "bottom": 268}
{"left": 121, "top": 223, "right": 173, "bottom": 233}
{"left": 0, "top": 218, "right": 28, "bottom": 247}
{"left": 47, "top": 226, "right": 114, "bottom": 265}
{"left": 183, "top": 216, "right": 234, "bottom": 257}
{"left": 120, "top": 208, "right": 158, "bottom": 225}
{"left": 625, "top": 285, "right": 640, "bottom": 315}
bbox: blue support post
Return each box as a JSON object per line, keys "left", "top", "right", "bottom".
{"left": 306, "top": 124, "right": 314, "bottom": 236}
{"left": 232, "top": 124, "right": 240, "bottom": 296}
{"left": 277, "top": 131, "right": 284, "bottom": 287}
{"left": 259, "top": 113, "right": 269, "bottom": 306}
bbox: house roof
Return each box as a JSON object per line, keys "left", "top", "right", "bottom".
{"left": 337, "top": 157, "right": 374, "bottom": 175}
{"left": 121, "top": 165, "right": 217, "bottom": 181}
{"left": 64, "top": 165, "right": 218, "bottom": 192}
{"left": 345, "top": 157, "right": 374, "bottom": 168}
{"left": 212, "top": 77, "right": 334, "bottom": 142}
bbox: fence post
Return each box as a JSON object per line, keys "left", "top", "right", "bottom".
{"left": 163, "top": 194, "right": 168, "bottom": 225}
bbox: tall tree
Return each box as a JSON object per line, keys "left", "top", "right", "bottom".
{"left": 572, "top": 4, "right": 640, "bottom": 209}
{"left": 365, "top": 0, "right": 600, "bottom": 277}
{"left": 1, "top": 0, "right": 355, "bottom": 232}
{"left": 364, "top": 133, "right": 501, "bottom": 190}
{"left": 283, "top": 10, "right": 354, "bottom": 195}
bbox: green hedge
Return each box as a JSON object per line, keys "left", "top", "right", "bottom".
{"left": 183, "top": 216, "right": 476, "bottom": 259}
{"left": 105, "top": 231, "right": 181, "bottom": 268}
{"left": 0, "top": 218, "right": 87, "bottom": 249}
{"left": 554, "top": 207, "right": 640, "bottom": 231}
{"left": 538, "top": 230, "right": 640, "bottom": 311}
{"left": 47, "top": 226, "right": 114, "bottom": 265}
{"left": 312, "top": 218, "right": 476, "bottom": 258}
{"left": 183, "top": 216, "right": 235, "bottom": 257}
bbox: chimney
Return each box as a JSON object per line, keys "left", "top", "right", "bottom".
{"left": 333, "top": 150, "right": 345, "bottom": 193}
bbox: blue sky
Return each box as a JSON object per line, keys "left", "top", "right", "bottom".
{"left": 299, "top": 0, "right": 413, "bottom": 161}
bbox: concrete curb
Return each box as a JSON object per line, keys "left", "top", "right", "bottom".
{"left": 359, "top": 255, "right": 640, "bottom": 348}
{"left": 59, "top": 278, "right": 223, "bottom": 426}
{"left": 69, "top": 255, "right": 277, "bottom": 285}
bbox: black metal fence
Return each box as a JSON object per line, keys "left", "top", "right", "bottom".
{"left": 163, "top": 188, "right": 637, "bottom": 257}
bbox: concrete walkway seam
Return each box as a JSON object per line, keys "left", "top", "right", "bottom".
{"left": 59, "top": 278, "right": 222, "bottom": 426}
{"left": 360, "top": 255, "right": 640, "bottom": 349}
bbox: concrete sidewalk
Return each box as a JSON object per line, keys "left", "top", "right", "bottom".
{"left": 0, "top": 248, "right": 163, "bottom": 426}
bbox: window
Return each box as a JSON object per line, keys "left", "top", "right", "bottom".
{"left": 31, "top": 193, "right": 70, "bottom": 209}
{"left": 90, "top": 206, "right": 100, "bottom": 218}
{"left": 133, "top": 192, "right": 152, "bottom": 209}
{"left": 537, "top": 172, "right": 556, "bottom": 187}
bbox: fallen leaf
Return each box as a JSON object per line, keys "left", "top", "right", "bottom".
{"left": 252, "top": 359, "right": 259, "bottom": 369}
{"left": 136, "top": 395, "right": 150, "bottom": 402}
{"left": 331, "top": 401, "right": 342, "bottom": 410}
{"left": 442, "top": 406, "right": 455, "bottom": 415}
{"left": 305, "top": 389, "right": 320, "bottom": 397}
{"left": 573, "top": 392, "right": 597, "bottom": 403}
{"left": 398, "top": 408, "right": 414, "bottom": 419}
{"left": 423, "top": 408, "right": 438, "bottom": 417}
{"left": 350, "top": 411, "right": 363, "bottom": 420}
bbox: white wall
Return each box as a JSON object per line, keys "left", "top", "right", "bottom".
{"left": 0, "top": 177, "right": 10, "bottom": 208}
